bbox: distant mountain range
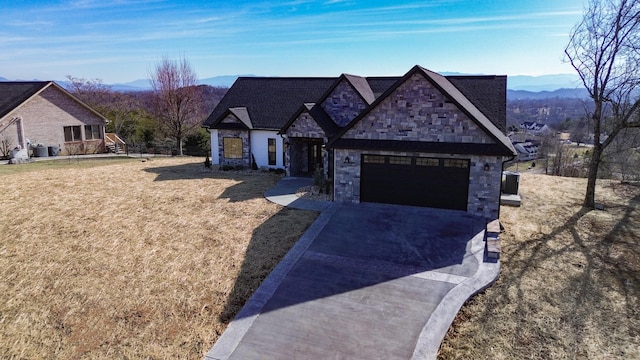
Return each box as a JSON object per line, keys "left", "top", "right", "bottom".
{"left": 1, "top": 73, "right": 590, "bottom": 99}
{"left": 507, "top": 88, "right": 589, "bottom": 100}
{"left": 108, "top": 74, "right": 256, "bottom": 91}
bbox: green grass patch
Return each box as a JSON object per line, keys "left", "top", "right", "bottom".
{"left": 0, "top": 156, "right": 141, "bottom": 176}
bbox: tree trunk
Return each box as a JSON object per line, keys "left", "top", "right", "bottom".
{"left": 177, "top": 135, "right": 183, "bottom": 156}
{"left": 583, "top": 144, "right": 602, "bottom": 208}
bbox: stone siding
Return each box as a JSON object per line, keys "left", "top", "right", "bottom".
{"left": 2, "top": 85, "right": 106, "bottom": 155}
{"left": 332, "top": 72, "right": 507, "bottom": 221}
{"left": 285, "top": 111, "right": 330, "bottom": 177}
{"left": 320, "top": 80, "right": 368, "bottom": 127}
{"left": 333, "top": 149, "right": 506, "bottom": 220}
{"left": 286, "top": 111, "right": 326, "bottom": 139}
{"left": 344, "top": 73, "right": 493, "bottom": 144}
{"left": 217, "top": 129, "right": 250, "bottom": 167}
{"left": 333, "top": 149, "right": 362, "bottom": 203}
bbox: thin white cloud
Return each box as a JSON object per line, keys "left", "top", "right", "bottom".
{"left": 7, "top": 20, "right": 54, "bottom": 27}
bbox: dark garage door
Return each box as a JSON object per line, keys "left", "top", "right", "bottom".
{"left": 360, "top": 155, "right": 470, "bottom": 210}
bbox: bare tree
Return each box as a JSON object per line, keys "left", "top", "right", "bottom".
{"left": 66, "top": 76, "right": 111, "bottom": 111}
{"left": 103, "top": 92, "right": 143, "bottom": 138}
{"left": 565, "top": 0, "right": 640, "bottom": 208}
{"left": 0, "top": 133, "right": 13, "bottom": 159}
{"left": 148, "top": 57, "right": 203, "bottom": 156}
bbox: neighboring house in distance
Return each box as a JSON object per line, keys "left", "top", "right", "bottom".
{"left": 204, "top": 65, "right": 517, "bottom": 221}
{"left": 0, "top": 81, "right": 108, "bottom": 156}
{"left": 520, "top": 121, "right": 551, "bottom": 135}
{"left": 512, "top": 140, "right": 541, "bottom": 161}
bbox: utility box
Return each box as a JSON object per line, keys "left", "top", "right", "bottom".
{"left": 48, "top": 146, "right": 60, "bottom": 156}
{"left": 33, "top": 145, "right": 48, "bottom": 157}
{"left": 502, "top": 171, "right": 520, "bottom": 195}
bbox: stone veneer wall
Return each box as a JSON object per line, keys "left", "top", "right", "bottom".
{"left": 344, "top": 73, "right": 493, "bottom": 144}
{"left": 3, "top": 86, "right": 106, "bottom": 155}
{"left": 217, "top": 129, "right": 250, "bottom": 167}
{"left": 285, "top": 110, "right": 330, "bottom": 178}
{"left": 286, "top": 111, "right": 326, "bottom": 139}
{"left": 332, "top": 72, "right": 509, "bottom": 221}
{"left": 333, "top": 149, "right": 506, "bottom": 220}
{"left": 320, "top": 80, "right": 368, "bottom": 127}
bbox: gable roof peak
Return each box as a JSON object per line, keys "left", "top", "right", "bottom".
{"left": 327, "top": 65, "right": 516, "bottom": 156}
{"left": 0, "top": 81, "right": 107, "bottom": 123}
{"left": 228, "top": 107, "right": 253, "bottom": 129}
{"left": 340, "top": 73, "right": 375, "bottom": 105}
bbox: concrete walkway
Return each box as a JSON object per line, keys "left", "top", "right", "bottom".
{"left": 264, "top": 177, "right": 332, "bottom": 211}
{"left": 206, "top": 180, "right": 499, "bottom": 360}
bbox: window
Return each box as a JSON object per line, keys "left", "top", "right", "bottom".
{"left": 416, "top": 157, "right": 439, "bottom": 167}
{"left": 444, "top": 159, "right": 469, "bottom": 168}
{"left": 64, "top": 126, "right": 81, "bottom": 142}
{"left": 84, "top": 125, "right": 103, "bottom": 140}
{"left": 389, "top": 156, "right": 411, "bottom": 165}
{"left": 223, "top": 137, "right": 242, "bottom": 159}
{"left": 363, "top": 155, "right": 385, "bottom": 164}
{"left": 268, "top": 138, "right": 276, "bottom": 165}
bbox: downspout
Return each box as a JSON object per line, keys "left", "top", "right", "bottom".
{"left": 497, "top": 154, "right": 516, "bottom": 223}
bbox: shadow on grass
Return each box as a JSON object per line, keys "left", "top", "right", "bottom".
{"left": 463, "top": 189, "right": 640, "bottom": 357}
{"left": 143, "top": 162, "right": 233, "bottom": 182}
{"left": 143, "top": 163, "right": 280, "bottom": 203}
{"left": 217, "top": 207, "right": 316, "bottom": 323}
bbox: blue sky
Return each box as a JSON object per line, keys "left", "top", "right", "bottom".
{"left": 0, "top": 0, "right": 585, "bottom": 83}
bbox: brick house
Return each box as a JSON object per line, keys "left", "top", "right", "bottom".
{"left": 0, "top": 81, "right": 108, "bottom": 156}
{"left": 204, "top": 65, "right": 517, "bottom": 221}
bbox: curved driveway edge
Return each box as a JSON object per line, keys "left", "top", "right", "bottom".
{"left": 412, "top": 232, "right": 500, "bottom": 359}
{"left": 207, "top": 179, "right": 501, "bottom": 360}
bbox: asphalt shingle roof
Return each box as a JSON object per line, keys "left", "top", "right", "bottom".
{"left": 366, "top": 77, "right": 401, "bottom": 98}
{"left": 204, "top": 77, "right": 336, "bottom": 130}
{"left": 343, "top": 74, "right": 375, "bottom": 105}
{"left": 204, "top": 70, "right": 509, "bottom": 142}
{"left": 0, "top": 82, "right": 49, "bottom": 120}
{"left": 448, "top": 75, "right": 507, "bottom": 133}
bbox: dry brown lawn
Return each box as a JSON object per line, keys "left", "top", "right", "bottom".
{"left": 0, "top": 157, "right": 318, "bottom": 359}
{"left": 440, "top": 173, "right": 640, "bottom": 359}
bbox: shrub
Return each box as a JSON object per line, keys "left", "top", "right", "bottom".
{"left": 313, "top": 165, "right": 325, "bottom": 188}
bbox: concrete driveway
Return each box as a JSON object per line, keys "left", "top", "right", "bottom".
{"left": 206, "top": 202, "right": 498, "bottom": 360}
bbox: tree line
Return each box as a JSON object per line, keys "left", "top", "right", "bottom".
{"left": 67, "top": 57, "right": 226, "bottom": 156}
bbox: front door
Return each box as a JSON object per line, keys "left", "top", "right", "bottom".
{"left": 307, "top": 141, "right": 323, "bottom": 173}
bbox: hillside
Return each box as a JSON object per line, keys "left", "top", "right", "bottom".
{"left": 440, "top": 173, "right": 640, "bottom": 359}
